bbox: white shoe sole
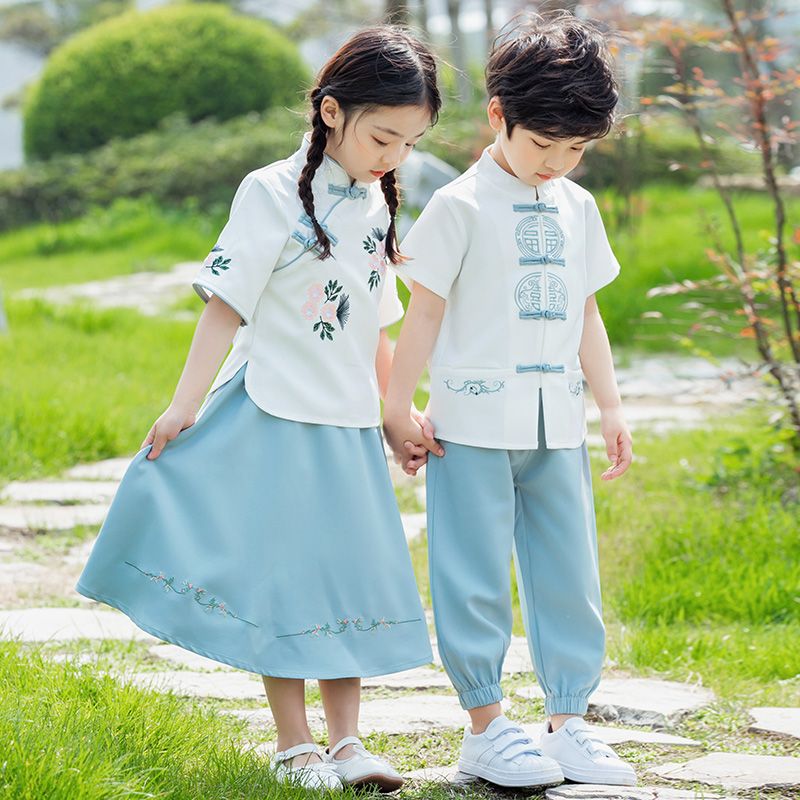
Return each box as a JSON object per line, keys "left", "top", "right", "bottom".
{"left": 458, "top": 758, "right": 564, "bottom": 788}
{"left": 560, "top": 762, "right": 637, "bottom": 786}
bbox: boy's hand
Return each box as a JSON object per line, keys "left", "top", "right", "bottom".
{"left": 142, "top": 402, "right": 197, "bottom": 460}
{"left": 384, "top": 408, "right": 444, "bottom": 476}
{"left": 599, "top": 407, "right": 632, "bottom": 481}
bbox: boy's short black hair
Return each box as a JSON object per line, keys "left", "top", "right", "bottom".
{"left": 485, "top": 12, "right": 618, "bottom": 141}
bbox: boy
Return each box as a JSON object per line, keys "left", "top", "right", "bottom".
{"left": 384, "top": 14, "right": 636, "bottom": 788}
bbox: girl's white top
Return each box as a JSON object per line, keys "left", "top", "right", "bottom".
{"left": 193, "top": 133, "right": 403, "bottom": 428}
{"left": 397, "top": 146, "right": 620, "bottom": 449}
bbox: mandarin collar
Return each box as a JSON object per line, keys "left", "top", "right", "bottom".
{"left": 476, "top": 145, "right": 557, "bottom": 201}
{"left": 292, "top": 132, "right": 370, "bottom": 198}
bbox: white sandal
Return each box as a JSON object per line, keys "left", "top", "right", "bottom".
{"left": 326, "top": 735, "right": 404, "bottom": 792}
{"left": 273, "top": 742, "right": 343, "bottom": 790}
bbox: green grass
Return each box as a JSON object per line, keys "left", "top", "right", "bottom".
{"left": 0, "top": 299, "right": 196, "bottom": 485}
{"left": 0, "top": 197, "right": 223, "bottom": 292}
{"left": 596, "top": 183, "right": 800, "bottom": 352}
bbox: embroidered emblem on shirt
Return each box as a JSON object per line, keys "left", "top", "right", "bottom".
{"left": 204, "top": 245, "right": 231, "bottom": 276}
{"left": 515, "top": 272, "right": 568, "bottom": 319}
{"left": 569, "top": 380, "right": 584, "bottom": 397}
{"left": 363, "top": 227, "right": 388, "bottom": 291}
{"left": 443, "top": 379, "right": 505, "bottom": 396}
{"left": 125, "top": 561, "right": 258, "bottom": 627}
{"left": 276, "top": 615, "right": 421, "bottom": 639}
{"left": 514, "top": 215, "right": 566, "bottom": 266}
{"left": 301, "top": 279, "right": 350, "bottom": 341}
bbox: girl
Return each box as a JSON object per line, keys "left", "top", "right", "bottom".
{"left": 77, "top": 26, "right": 440, "bottom": 792}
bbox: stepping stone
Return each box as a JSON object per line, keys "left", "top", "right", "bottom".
{"left": 516, "top": 677, "right": 714, "bottom": 727}
{"left": 749, "top": 707, "right": 800, "bottom": 739}
{"left": 148, "top": 643, "right": 233, "bottom": 672}
{"left": 433, "top": 636, "right": 534, "bottom": 675}
{"left": 228, "top": 694, "right": 492, "bottom": 735}
{"left": 651, "top": 752, "right": 800, "bottom": 790}
{"left": 0, "top": 607, "right": 156, "bottom": 642}
{"left": 0, "top": 504, "right": 108, "bottom": 532}
{"left": 547, "top": 786, "right": 735, "bottom": 799}
{"left": 0, "top": 480, "right": 119, "bottom": 504}
{"left": 65, "top": 458, "right": 132, "bottom": 481}
{"left": 126, "top": 670, "right": 264, "bottom": 700}
{"left": 401, "top": 512, "right": 427, "bottom": 542}
{"left": 16, "top": 261, "right": 199, "bottom": 316}
{"left": 361, "top": 666, "right": 452, "bottom": 690}
{"left": 522, "top": 722, "right": 699, "bottom": 747}
{"left": 0, "top": 562, "right": 49, "bottom": 579}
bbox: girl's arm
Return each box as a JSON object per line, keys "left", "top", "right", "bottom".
{"left": 383, "top": 282, "right": 446, "bottom": 472}
{"left": 142, "top": 295, "right": 242, "bottom": 460}
{"left": 579, "top": 294, "right": 632, "bottom": 480}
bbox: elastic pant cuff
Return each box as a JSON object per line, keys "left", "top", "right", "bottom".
{"left": 458, "top": 683, "right": 504, "bottom": 711}
{"left": 545, "top": 694, "right": 590, "bottom": 716}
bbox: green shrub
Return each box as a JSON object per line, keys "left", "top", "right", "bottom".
{"left": 0, "top": 109, "right": 305, "bottom": 231}
{"left": 23, "top": 4, "right": 309, "bottom": 159}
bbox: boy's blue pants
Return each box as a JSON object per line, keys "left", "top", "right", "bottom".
{"left": 426, "top": 405, "right": 605, "bottom": 715}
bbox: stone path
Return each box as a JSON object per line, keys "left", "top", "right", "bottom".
{"left": 15, "top": 261, "right": 199, "bottom": 316}
{"left": 651, "top": 752, "right": 800, "bottom": 790}
{"left": 749, "top": 707, "right": 800, "bottom": 739}
{"left": 515, "top": 677, "right": 715, "bottom": 728}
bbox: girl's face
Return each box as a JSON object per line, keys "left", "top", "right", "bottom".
{"left": 320, "top": 100, "right": 432, "bottom": 184}
{"left": 487, "top": 96, "right": 591, "bottom": 187}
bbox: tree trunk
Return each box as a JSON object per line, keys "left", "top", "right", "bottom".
{"left": 447, "top": 0, "right": 471, "bottom": 101}
{"left": 385, "top": 0, "right": 411, "bottom": 26}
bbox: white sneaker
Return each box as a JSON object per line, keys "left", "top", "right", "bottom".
{"left": 457, "top": 714, "right": 564, "bottom": 788}
{"left": 273, "top": 742, "right": 343, "bottom": 790}
{"left": 539, "top": 717, "right": 637, "bottom": 785}
{"left": 326, "top": 736, "right": 404, "bottom": 792}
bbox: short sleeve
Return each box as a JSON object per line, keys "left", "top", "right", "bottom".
{"left": 378, "top": 268, "right": 404, "bottom": 328}
{"left": 584, "top": 197, "right": 620, "bottom": 297}
{"left": 396, "top": 191, "right": 466, "bottom": 299}
{"left": 193, "top": 174, "right": 289, "bottom": 326}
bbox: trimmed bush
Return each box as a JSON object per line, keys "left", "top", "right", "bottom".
{"left": 23, "top": 4, "right": 309, "bottom": 159}
{"left": 0, "top": 109, "right": 305, "bottom": 231}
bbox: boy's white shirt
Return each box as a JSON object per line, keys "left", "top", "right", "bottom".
{"left": 397, "top": 145, "right": 620, "bottom": 450}
{"left": 193, "top": 132, "right": 404, "bottom": 428}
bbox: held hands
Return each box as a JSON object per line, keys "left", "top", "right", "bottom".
{"left": 384, "top": 407, "right": 445, "bottom": 476}
{"left": 599, "top": 406, "right": 633, "bottom": 481}
{"left": 141, "top": 402, "right": 198, "bottom": 460}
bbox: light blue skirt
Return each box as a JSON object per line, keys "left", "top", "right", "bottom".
{"left": 76, "top": 365, "right": 433, "bottom": 679}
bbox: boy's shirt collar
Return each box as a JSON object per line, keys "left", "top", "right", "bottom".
{"left": 477, "top": 145, "right": 557, "bottom": 200}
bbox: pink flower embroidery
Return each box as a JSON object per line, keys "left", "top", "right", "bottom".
{"left": 307, "top": 283, "right": 324, "bottom": 303}
{"left": 320, "top": 303, "right": 337, "bottom": 323}
{"left": 301, "top": 300, "right": 317, "bottom": 320}
{"left": 376, "top": 240, "right": 386, "bottom": 259}
{"left": 368, "top": 254, "right": 383, "bottom": 272}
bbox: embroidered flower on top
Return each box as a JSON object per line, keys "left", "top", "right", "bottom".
{"left": 363, "top": 227, "right": 388, "bottom": 291}
{"left": 276, "top": 615, "right": 421, "bottom": 639}
{"left": 125, "top": 561, "right": 258, "bottom": 627}
{"left": 204, "top": 244, "right": 231, "bottom": 276}
{"left": 301, "top": 279, "right": 350, "bottom": 340}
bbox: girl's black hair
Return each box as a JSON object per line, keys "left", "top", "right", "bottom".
{"left": 485, "top": 12, "right": 618, "bottom": 141}
{"left": 299, "top": 26, "right": 440, "bottom": 263}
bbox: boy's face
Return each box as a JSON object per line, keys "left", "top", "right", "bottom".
{"left": 487, "top": 96, "right": 591, "bottom": 187}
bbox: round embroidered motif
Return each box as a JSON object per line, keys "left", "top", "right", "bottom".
{"left": 515, "top": 272, "right": 569, "bottom": 316}
{"left": 514, "top": 215, "right": 565, "bottom": 260}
